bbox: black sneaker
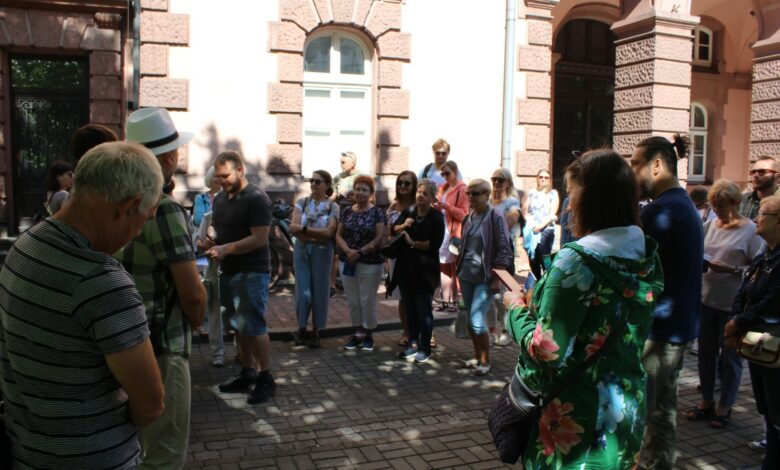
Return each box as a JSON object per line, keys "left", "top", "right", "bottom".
{"left": 247, "top": 376, "right": 276, "bottom": 405}
{"left": 361, "top": 336, "right": 374, "bottom": 351}
{"left": 218, "top": 371, "right": 256, "bottom": 393}
{"left": 344, "top": 335, "right": 362, "bottom": 350}
{"left": 292, "top": 328, "right": 307, "bottom": 346}
{"left": 307, "top": 335, "right": 320, "bottom": 348}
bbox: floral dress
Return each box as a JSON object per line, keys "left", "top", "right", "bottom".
{"left": 506, "top": 234, "right": 663, "bottom": 470}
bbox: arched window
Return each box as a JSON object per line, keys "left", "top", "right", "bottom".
{"left": 692, "top": 26, "right": 713, "bottom": 67}
{"left": 302, "top": 31, "right": 372, "bottom": 176}
{"left": 689, "top": 103, "right": 707, "bottom": 181}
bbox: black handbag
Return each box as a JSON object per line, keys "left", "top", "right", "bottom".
{"left": 380, "top": 233, "right": 407, "bottom": 259}
{"left": 488, "top": 317, "right": 627, "bottom": 464}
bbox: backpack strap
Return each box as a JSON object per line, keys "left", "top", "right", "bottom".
{"left": 423, "top": 162, "right": 433, "bottom": 178}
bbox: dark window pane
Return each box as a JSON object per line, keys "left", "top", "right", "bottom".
{"left": 698, "top": 45, "right": 710, "bottom": 62}
{"left": 11, "top": 57, "right": 87, "bottom": 89}
{"left": 693, "top": 155, "right": 704, "bottom": 175}
{"left": 305, "top": 37, "right": 331, "bottom": 73}
{"left": 340, "top": 38, "right": 364, "bottom": 75}
{"left": 693, "top": 106, "right": 706, "bottom": 128}
{"left": 569, "top": 20, "right": 587, "bottom": 63}
{"left": 699, "top": 30, "right": 710, "bottom": 46}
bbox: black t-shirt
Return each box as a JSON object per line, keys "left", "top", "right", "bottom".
{"left": 391, "top": 206, "right": 445, "bottom": 293}
{"left": 212, "top": 183, "right": 272, "bottom": 275}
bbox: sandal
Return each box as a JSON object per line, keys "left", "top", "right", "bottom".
{"left": 430, "top": 335, "right": 437, "bottom": 348}
{"left": 397, "top": 334, "right": 408, "bottom": 346}
{"left": 686, "top": 404, "right": 714, "bottom": 421}
{"left": 709, "top": 409, "right": 732, "bottom": 429}
{"left": 434, "top": 302, "right": 448, "bottom": 312}
{"left": 446, "top": 304, "right": 458, "bottom": 313}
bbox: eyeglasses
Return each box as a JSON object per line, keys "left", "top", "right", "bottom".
{"left": 466, "top": 190, "right": 487, "bottom": 197}
{"left": 434, "top": 151, "right": 448, "bottom": 157}
{"left": 441, "top": 171, "right": 451, "bottom": 177}
{"left": 491, "top": 177, "right": 506, "bottom": 184}
{"left": 757, "top": 210, "right": 779, "bottom": 217}
{"left": 310, "top": 178, "right": 324, "bottom": 185}
{"left": 537, "top": 176, "right": 550, "bottom": 180}
{"left": 398, "top": 180, "right": 413, "bottom": 188}
{"left": 750, "top": 169, "right": 778, "bottom": 176}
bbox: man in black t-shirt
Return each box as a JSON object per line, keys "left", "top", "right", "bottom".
{"left": 203, "top": 151, "right": 275, "bottom": 405}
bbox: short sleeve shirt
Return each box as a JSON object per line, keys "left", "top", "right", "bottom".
{"left": 296, "top": 197, "right": 339, "bottom": 229}
{"left": 339, "top": 206, "right": 386, "bottom": 264}
{"left": 212, "top": 184, "right": 272, "bottom": 275}
{"left": 528, "top": 188, "right": 558, "bottom": 227}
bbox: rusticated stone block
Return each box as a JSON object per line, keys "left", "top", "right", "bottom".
{"left": 90, "top": 100, "right": 121, "bottom": 124}
{"left": 751, "top": 122, "right": 780, "bottom": 142}
{"left": 378, "top": 59, "right": 403, "bottom": 88}
{"left": 140, "top": 44, "right": 168, "bottom": 76}
{"left": 516, "top": 151, "right": 550, "bottom": 176}
{"left": 90, "top": 52, "right": 121, "bottom": 76}
{"left": 376, "top": 146, "right": 409, "bottom": 174}
{"left": 365, "top": 1, "right": 401, "bottom": 38}
{"left": 278, "top": 53, "right": 303, "bottom": 83}
{"left": 615, "top": 35, "right": 691, "bottom": 66}
{"left": 751, "top": 101, "right": 780, "bottom": 122}
{"left": 268, "top": 83, "right": 303, "bottom": 113}
{"left": 527, "top": 19, "right": 552, "bottom": 46}
{"left": 267, "top": 144, "right": 302, "bottom": 174}
{"left": 615, "top": 62, "right": 655, "bottom": 88}
{"left": 653, "top": 84, "right": 691, "bottom": 109}
{"left": 615, "top": 60, "right": 690, "bottom": 89}
{"left": 525, "top": 125, "right": 550, "bottom": 151}
{"left": 277, "top": 114, "right": 302, "bottom": 143}
{"left": 141, "top": 0, "right": 168, "bottom": 11}
{"left": 654, "top": 60, "right": 691, "bottom": 86}
{"left": 28, "top": 10, "right": 64, "bottom": 49}
{"left": 754, "top": 59, "right": 780, "bottom": 82}
{"left": 656, "top": 35, "right": 692, "bottom": 63}
{"left": 378, "top": 89, "right": 410, "bottom": 117}
{"left": 332, "top": 0, "right": 355, "bottom": 24}
{"left": 2, "top": 9, "right": 32, "bottom": 46}
{"left": 312, "top": 0, "right": 333, "bottom": 24}
{"left": 354, "top": 0, "right": 373, "bottom": 26}
{"left": 614, "top": 110, "right": 653, "bottom": 133}
{"left": 377, "top": 118, "right": 402, "bottom": 146}
{"left": 268, "top": 21, "right": 306, "bottom": 53}
{"left": 614, "top": 86, "right": 654, "bottom": 110}
{"left": 139, "top": 78, "right": 188, "bottom": 109}
{"left": 750, "top": 142, "right": 780, "bottom": 159}
{"left": 615, "top": 38, "right": 653, "bottom": 66}
{"left": 517, "top": 99, "right": 550, "bottom": 125}
{"left": 753, "top": 80, "right": 780, "bottom": 103}
{"left": 140, "top": 12, "right": 188, "bottom": 45}
{"left": 90, "top": 76, "right": 122, "bottom": 100}
{"left": 614, "top": 133, "right": 652, "bottom": 156}
{"left": 518, "top": 46, "right": 551, "bottom": 72}
{"left": 527, "top": 72, "right": 551, "bottom": 99}
{"left": 61, "top": 15, "right": 91, "bottom": 49}
{"left": 653, "top": 108, "right": 690, "bottom": 132}
{"left": 377, "top": 32, "right": 411, "bottom": 61}
{"left": 280, "top": 0, "right": 320, "bottom": 32}
{"left": 82, "top": 26, "right": 121, "bottom": 51}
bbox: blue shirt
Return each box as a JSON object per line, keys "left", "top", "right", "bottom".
{"left": 640, "top": 186, "right": 703, "bottom": 343}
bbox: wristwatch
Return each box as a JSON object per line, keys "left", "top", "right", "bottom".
{"left": 302, "top": 226, "right": 308, "bottom": 234}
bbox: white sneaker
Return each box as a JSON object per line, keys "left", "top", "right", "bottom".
{"left": 489, "top": 334, "right": 497, "bottom": 347}
{"left": 461, "top": 358, "right": 479, "bottom": 369}
{"left": 211, "top": 356, "right": 225, "bottom": 367}
{"left": 497, "top": 333, "right": 513, "bottom": 347}
{"left": 474, "top": 362, "right": 491, "bottom": 376}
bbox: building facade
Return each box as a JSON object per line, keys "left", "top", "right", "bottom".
{"left": 0, "top": 0, "right": 778, "bottom": 234}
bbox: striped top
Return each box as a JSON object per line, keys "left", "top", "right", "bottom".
{"left": 0, "top": 219, "right": 149, "bottom": 469}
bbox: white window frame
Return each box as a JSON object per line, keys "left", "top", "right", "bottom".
{"left": 688, "top": 102, "right": 708, "bottom": 182}
{"left": 692, "top": 26, "right": 713, "bottom": 67}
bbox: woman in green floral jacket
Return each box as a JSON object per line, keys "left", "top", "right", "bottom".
{"left": 505, "top": 149, "right": 664, "bottom": 470}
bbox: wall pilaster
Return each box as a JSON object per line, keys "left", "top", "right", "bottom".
{"left": 748, "top": 2, "right": 780, "bottom": 162}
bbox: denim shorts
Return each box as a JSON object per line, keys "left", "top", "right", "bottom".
{"left": 219, "top": 271, "right": 270, "bottom": 336}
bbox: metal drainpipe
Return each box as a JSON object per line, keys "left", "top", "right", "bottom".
{"left": 130, "top": 0, "right": 141, "bottom": 110}
{"left": 500, "top": 0, "right": 517, "bottom": 170}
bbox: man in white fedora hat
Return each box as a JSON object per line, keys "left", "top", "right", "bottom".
{"left": 116, "top": 107, "right": 206, "bottom": 469}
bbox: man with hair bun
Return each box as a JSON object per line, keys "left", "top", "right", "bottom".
{"left": 630, "top": 134, "right": 704, "bottom": 470}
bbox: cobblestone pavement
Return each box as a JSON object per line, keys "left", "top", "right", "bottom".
{"left": 187, "top": 288, "right": 766, "bottom": 469}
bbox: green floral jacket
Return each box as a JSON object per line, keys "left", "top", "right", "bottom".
{"left": 506, "top": 236, "right": 663, "bottom": 470}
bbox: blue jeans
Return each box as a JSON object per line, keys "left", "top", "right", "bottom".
{"left": 398, "top": 281, "right": 434, "bottom": 354}
{"left": 459, "top": 279, "right": 490, "bottom": 335}
{"left": 294, "top": 240, "right": 333, "bottom": 330}
{"left": 220, "top": 271, "right": 270, "bottom": 336}
{"left": 697, "top": 304, "right": 743, "bottom": 407}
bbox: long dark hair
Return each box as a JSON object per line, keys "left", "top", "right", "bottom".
{"left": 44, "top": 160, "right": 73, "bottom": 192}
{"left": 635, "top": 133, "right": 690, "bottom": 177}
{"left": 566, "top": 149, "right": 640, "bottom": 237}
{"left": 395, "top": 170, "right": 418, "bottom": 205}
{"left": 313, "top": 169, "right": 334, "bottom": 197}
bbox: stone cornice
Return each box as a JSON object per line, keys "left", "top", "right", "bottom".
{"left": 612, "top": 8, "right": 699, "bottom": 41}
{"left": 1, "top": 0, "right": 128, "bottom": 15}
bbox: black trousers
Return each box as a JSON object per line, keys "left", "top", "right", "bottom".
{"left": 748, "top": 361, "right": 780, "bottom": 470}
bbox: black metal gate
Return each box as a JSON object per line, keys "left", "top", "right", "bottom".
{"left": 10, "top": 56, "right": 88, "bottom": 233}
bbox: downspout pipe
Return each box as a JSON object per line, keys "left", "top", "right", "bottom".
{"left": 130, "top": 0, "right": 141, "bottom": 110}
{"left": 500, "top": 0, "right": 517, "bottom": 170}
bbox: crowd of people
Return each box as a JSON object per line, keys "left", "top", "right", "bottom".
{"left": 1, "top": 108, "right": 779, "bottom": 470}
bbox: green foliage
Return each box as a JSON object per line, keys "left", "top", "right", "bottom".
{"left": 11, "top": 57, "right": 87, "bottom": 90}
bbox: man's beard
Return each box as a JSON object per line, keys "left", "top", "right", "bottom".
{"left": 755, "top": 176, "right": 775, "bottom": 192}
{"left": 638, "top": 179, "right": 653, "bottom": 200}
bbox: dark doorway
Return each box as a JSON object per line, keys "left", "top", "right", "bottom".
{"left": 552, "top": 19, "right": 616, "bottom": 194}
{"left": 10, "top": 55, "right": 88, "bottom": 233}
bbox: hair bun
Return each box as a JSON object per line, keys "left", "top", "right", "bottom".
{"left": 671, "top": 133, "right": 690, "bottom": 160}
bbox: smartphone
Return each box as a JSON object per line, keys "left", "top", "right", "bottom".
{"left": 492, "top": 269, "right": 523, "bottom": 292}
{"left": 342, "top": 262, "right": 356, "bottom": 277}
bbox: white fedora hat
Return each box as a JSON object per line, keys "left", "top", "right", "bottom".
{"left": 126, "top": 107, "right": 193, "bottom": 156}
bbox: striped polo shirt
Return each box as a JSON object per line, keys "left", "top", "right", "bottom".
{"left": 0, "top": 219, "right": 149, "bottom": 469}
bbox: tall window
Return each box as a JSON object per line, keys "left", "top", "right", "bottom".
{"left": 689, "top": 103, "right": 707, "bottom": 182}
{"left": 693, "top": 26, "right": 713, "bottom": 67}
{"left": 302, "top": 31, "right": 372, "bottom": 176}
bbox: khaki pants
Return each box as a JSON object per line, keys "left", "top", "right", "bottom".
{"left": 139, "top": 353, "right": 191, "bottom": 470}
{"left": 639, "top": 340, "right": 688, "bottom": 470}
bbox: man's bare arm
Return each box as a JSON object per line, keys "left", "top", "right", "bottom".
{"left": 169, "top": 260, "right": 207, "bottom": 328}
{"left": 105, "top": 339, "right": 165, "bottom": 427}
{"left": 206, "top": 226, "right": 270, "bottom": 261}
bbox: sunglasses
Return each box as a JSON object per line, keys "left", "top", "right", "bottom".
{"left": 310, "top": 178, "right": 324, "bottom": 185}
{"left": 491, "top": 177, "right": 506, "bottom": 184}
{"left": 398, "top": 180, "right": 413, "bottom": 188}
{"left": 750, "top": 169, "right": 778, "bottom": 176}
{"left": 435, "top": 151, "right": 448, "bottom": 157}
{"left": 466, "top": 190, "right": 487, "bottom": 197}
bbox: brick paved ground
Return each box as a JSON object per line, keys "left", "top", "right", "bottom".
{"left": 186, "top": 283, "right": 767, "bottom": 469}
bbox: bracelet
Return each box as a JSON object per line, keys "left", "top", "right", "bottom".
{"left": 302, "top": 226, "right": 308, "bottom": 234}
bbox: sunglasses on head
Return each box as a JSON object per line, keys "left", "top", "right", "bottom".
{"left": 491, "top": 177, "right": 506, "bottom": 184}
{"left": 310, "top": 178, "right": 324, "bottom": 185}
{"left": 398, "top": 180, "right": 413, "bottom": 188}
{"left": 466, "top": 190, "right": 487, "bottom": 197}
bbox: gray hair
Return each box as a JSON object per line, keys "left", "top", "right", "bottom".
{"left": 204, "top": 166, "right": 215, "bottom": 188}
{"left": 418, "top": 179, "right": 438, "bottom": 198}
{"left": 72, "top": 141, "right": 163, "bottom": 213}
